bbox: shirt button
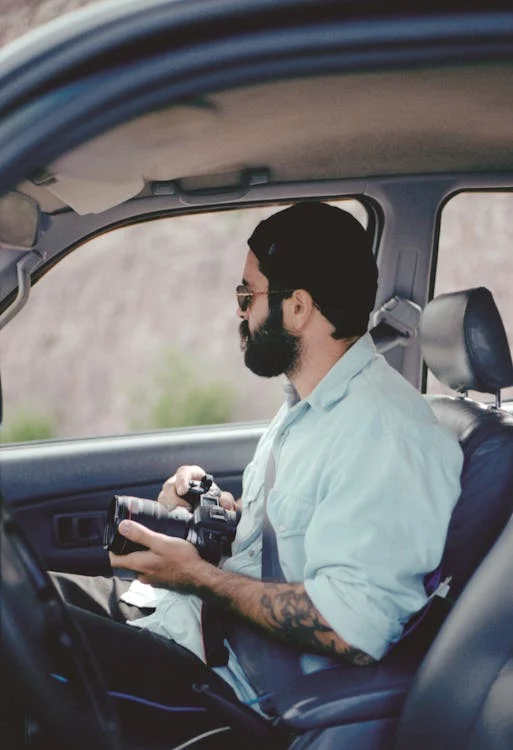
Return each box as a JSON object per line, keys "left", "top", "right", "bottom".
{"left": 249, "top": 550, "right": 255, "bottom": 558}
{"left": 278, "top": 525, "right": 287, "bottom": 532}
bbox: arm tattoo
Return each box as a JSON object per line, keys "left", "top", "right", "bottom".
{"left": 260, "top": 582, "right": 376, "bottom": 666}
{"left": 190, "top": 564, "right": 376, "bottom": 666}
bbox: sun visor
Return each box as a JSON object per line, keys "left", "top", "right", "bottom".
{"left": 45, "top": 174, "right": 145, "bottom": 214}
{"left": 42, "top": 104, "right": 219, "bottom": 213}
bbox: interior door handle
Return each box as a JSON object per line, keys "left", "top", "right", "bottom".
{"left": 53, "top": 511, "right": 106, "bottom": 547}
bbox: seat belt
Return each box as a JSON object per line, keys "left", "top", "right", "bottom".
{"left": 222, "top": 448, "right": 304, "bottom": 714}
{"left": 261, "top": 452, "right": 285, "bottom": 580}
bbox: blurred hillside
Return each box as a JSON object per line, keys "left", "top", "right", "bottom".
{"left": 1, "top": 0, "right": 94, "bottom": 46}
{"left": 1, "top": 206, "right": 289, "bottom": 438}
{"left": 1, "top": 2, "right": 512, "bottom": 442}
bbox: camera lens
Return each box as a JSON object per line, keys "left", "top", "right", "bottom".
{"left": 103, "top": 496, "right": 192, "bottom": 555}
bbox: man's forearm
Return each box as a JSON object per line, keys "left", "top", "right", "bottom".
{"left": 189, "top": 561, "right": 375, "bottom": 666}
{"left": 110, "top": 520, "right": 375, "bottom": 666}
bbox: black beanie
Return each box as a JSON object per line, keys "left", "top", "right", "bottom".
{"left": 248, "top": 201, "right": 378, "bottom": 334}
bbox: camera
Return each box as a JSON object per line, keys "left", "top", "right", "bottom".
{"left": 103, "top": 474, "right": 239, "bottom": 565}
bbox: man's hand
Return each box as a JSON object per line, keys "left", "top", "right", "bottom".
{"left": 109, "top": 519, "right": 209, "bottom": 588}
{"left": 158, "top": 465, "right": 238, "bottom": 511}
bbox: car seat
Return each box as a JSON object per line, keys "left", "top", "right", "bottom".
{"left": 419, "top": 287, "right": 513, "bottom": 600}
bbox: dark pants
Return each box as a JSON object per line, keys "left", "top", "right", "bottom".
{"left": 49, "top": 572, "right": 274, "bottom": 748}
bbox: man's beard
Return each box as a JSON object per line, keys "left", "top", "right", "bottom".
{"left": 240, "top": 303, "right": 301, "bottom": 378}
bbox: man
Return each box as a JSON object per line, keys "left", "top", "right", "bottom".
{"left": 52, "top": 202, "right": 463, "bottom": 740}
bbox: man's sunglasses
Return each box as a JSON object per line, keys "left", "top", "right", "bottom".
{"left": 235, "top": 284, "right": 294, "bottom": 312}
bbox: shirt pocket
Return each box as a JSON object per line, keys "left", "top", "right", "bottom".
{"left": 267, "top": 488, "right": 314, "bottom": 538}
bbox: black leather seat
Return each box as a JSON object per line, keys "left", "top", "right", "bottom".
{"left": 276, "top": 287, "right": 513, "bottom": 749}
{"left": 419, "top": 287, "right": 513, "bottom": 601}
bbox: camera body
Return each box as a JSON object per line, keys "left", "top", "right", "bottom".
{"left": 103, "top": 474, "right": 239, "bottom": 565}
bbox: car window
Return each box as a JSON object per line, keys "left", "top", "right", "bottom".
{"left": 1, "top": 199, "right": 367, "bottom": 443}
{"left": 427, "top": 192, "right": 513, "bottom": 404}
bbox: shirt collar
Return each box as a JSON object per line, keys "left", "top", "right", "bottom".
{"left": 283, "top": 380, "right": 301, "bottom": 407}
{"left": 302, "top": 332, "right": 377, "bottom": 411}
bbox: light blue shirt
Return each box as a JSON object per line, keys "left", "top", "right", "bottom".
{"left": 122, "top": 333, "right": 463, "bottom": 703}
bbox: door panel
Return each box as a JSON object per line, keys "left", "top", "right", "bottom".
{"left": 1, "top": 423, "right": 264, "bottom": 574}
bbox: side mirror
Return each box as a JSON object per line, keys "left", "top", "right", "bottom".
{"left": 0, "top": 191, "right": 41, "bottom": 250}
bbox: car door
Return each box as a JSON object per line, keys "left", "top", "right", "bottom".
{"left": 1, "top": 424, "right": 262, "bottom": 575}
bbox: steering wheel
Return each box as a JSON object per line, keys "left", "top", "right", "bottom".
{"left": 1, "top": 505, "right": 120, "bottom": 750}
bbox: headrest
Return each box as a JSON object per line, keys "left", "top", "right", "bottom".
{"left": 420, "top": 287, "right": 513, "bottom": 394}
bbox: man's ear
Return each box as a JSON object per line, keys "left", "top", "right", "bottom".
{"left": 283, "top": 289, "right": 315, "bottom": 333}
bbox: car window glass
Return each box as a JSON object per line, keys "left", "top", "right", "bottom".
{"left": 1, "top": 199, "right": 367, "bottom": 442}
{"left": 427, "top": 192, "right": 513, "bottom": 404}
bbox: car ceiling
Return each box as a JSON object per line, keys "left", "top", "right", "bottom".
{"left": 14, "top": 60, "right": 513, "bottom": 216}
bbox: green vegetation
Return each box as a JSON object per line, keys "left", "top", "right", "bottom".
{"left": 2, "top": 409, "right": 56, "bottom": 443}
{"left": 131, "top": 347, "right": 233, "bottom": 430}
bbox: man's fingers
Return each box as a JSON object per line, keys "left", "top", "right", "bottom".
{"left": 118, "top": 519, "right": 153, "bottom": 546}
{"left": 157, "top": 485, "right": 189, "bottom": 510}
{"left": 109, "top": 521, "right": 166, "bottom": 570}
{"left": 218, "top": 491, "right": 237, "bottom": 510}
{"left": 108, "top": 519, "right": 202, "bottom": 587}
{"left": 158, "top": 465, "right": 208, "bottom": 509}
{"left": 174, "top": 465, "right": 207, "bottom": 496}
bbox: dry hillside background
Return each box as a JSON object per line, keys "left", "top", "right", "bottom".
{"left": 1, "top": 1, "right": 512, "bottom": 442}
{"left": 0, "top": 0, "right": 94, "bottom": 45}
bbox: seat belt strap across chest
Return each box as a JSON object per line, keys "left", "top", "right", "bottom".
{"left": 261, "top": 451, "right": 285, "bottom": 580}
{"left": 224, "top": 445, "right": 303, "bottom": 713}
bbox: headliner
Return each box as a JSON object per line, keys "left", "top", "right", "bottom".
{"left": 18, "top": 60, "right": 513, "bottom": 215}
